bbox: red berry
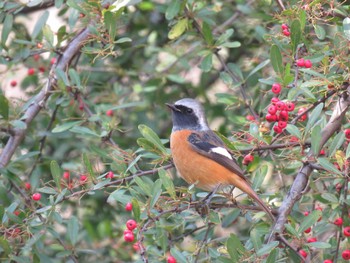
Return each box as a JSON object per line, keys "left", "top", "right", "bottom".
{"left": 298, "top": 108, "right": 307, "bottom": 121}
{"left": 343, "top": 226, "right": 350, "bottom": 237}
{"left": 13, "top": 210, "right": 20, "bottom": 216}
{"left": 327, "top": 84, "right": 334, "bottom": 89}
{"left": 28, "top": 68, "right": 35, "bottom": 75}
{"left": 304, "top": 211, "right": 310, "bottom": 216}
{"left": 106, "top": 171, "right": 114, "bottom": 179}
{"left": 334, "top": 217, "right": 343, "bottom": 226}
{"left": 342, "top": 250, "right": 350, "bottom": 260}
{"left": 296, "top": 58, "right": 305, "bottom": 67}
{"left": 32, "top": 193, "right": 41, "bottom": 201}
{"left": 268, "top": 105, "right": 277, "bottom": 115}
{"left": 290, "top": 136, "right": 299, "bottom": 142}
{"left": 278, "top": 120, "right": 287, "bottom": 129}
{"left": 33, "top": 54, "right": 40, "bottom": 61}
{"left": 124, "top": 231, "right": 135, "bottom": 242}
{"left": 266, "top": 114, "right": 277, "bottom": 122}
{"left": 106, "top": 109, "right": 114, "bottom": 117}
{"left": 246, "top": 115, "right": 255, "bottom": 121}
{"left": 304, "top": 60, "right": 312, "bottom": 68}
{"left": 37, "top": 42, "right": 43, "bottom": 49}
{"left": 345, "top": 129, "right": 350, "bottom": 139}
{"left": 24, "top": 182, "right": 31, "bottom": 190}
{"left": 79, "top": 101, "right": 84, "bottom": 111}
{"left": 39, "top": 66, "right": 45, "bottom": 73}
{"left": 282, "top": 29, "right": 290, "bottom": 36}
{"left": 307, "top": 237, "right": 317, "bottom": 243}
{"left": 133, "top": 242, "right": 140, "bottom": 251}
{"left": 285, "top": 102, "right": 295, "bottom": 111}
{"left": 319, "top": 149, "right": 326, "bottom": 156}
{"left": 299, "top": 249, "right": 307, "bottom": 258}
{"left": 125, "top": 202, "right": 133, "bottom": 211}
{"left": 276, "top": 101, "right": 286, "bottom": 111}
{"left": 304, "top": 227, "right": 311, "bottom": 233}
{"left": 281, "top": 24, "right": 289, "bottom": 30}
{"left": 242, "top": 154, "right": 254, "bottom": 165}
{"left": 10, "top": 80, "right": 17, "bottom": 87}
{"left": 271, "top": 83, "right": 282, "bottom": 94}
{"left": 324, "top": 260, "right": 333, "bottom": 263}
{"left": 271, "top": 97, "right": 279, "bottom": 105}
{"left": 124, "top": 229, "right": 133, "bottom": 235}
{"left": 80, "top": 175, "right": 88, "bottom": 183}
{"left": 273, "top": 125, "right": 283, "bottom": 134}
{"left": 50, "top": 57, "right": 56, "bottom": 65}
{"left": 63, "top": 171, "right": 70, "bottom": 180}
{"left": 167, "top": 256, "right": 177, "bottom": 263}
{"left": 279, "top": 110, "right": 289, "bottom": 121}
{"left": 126, "top": 219, "right": 137, "bottom": 230}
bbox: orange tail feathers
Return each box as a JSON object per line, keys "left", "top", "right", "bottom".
{"left": 229, "top": 177, "right": 275, "bottom": 221}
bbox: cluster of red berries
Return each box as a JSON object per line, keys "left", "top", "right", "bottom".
{"left": 265, "top": 97, "right": 296, "bottom": 134}
{"left": 124, "top": 219, "right": 137, "bottom": 242}
{"left": 281, "top": 24, "right": 290, "bottom": 36}
{"left": 242, "top": 154, "right": 254, "bottom": 165}
{"left": 296, "top": 58, "right": 312, "bottom": 68}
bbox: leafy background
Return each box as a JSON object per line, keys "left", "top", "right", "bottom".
{"left": 1, "top": 0, "right": 350, "bottom": 262}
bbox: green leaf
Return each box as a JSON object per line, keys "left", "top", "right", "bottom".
{"left": 202, "top": 22, "right": 213, "bottom": 45}
{"left": 168, "top": 18, "right": 188, "bottom": 40}
{"left": 285, "top": 124, "right": 301, "bottom": 139}
{"left": 314, "top": 24, "right": 326, "bottom": 40}
{"left": 346, "top": 141, "right": 350, "bottom": 159}
{"left": 68, "top": 216, "right": 79, "bottom": 246}
{"left": 70, "top": 126, "right": 100, "bottom": 137}
{"left": 92, "top": 179, "right": 111, "bottom": 190}
{"left": 165, "top": 0, "right": 181, "bottom": 20}
{"left": 307, "top": 241, "right": 331, "bottom": 249}
{"left": 311, "top": 125, "right": 321, "bottom": 156}
{"left": 321, "top": 193, "right": 339, "bottom": 203}
{"left": 50, "top": 161, "right": 62, "bottom": 192}
{"left": 250, "top": 228, "right": 262, "bottom": 251}
{"left": 0, "top": 95, "right": 9, "bottom": 120}
{"left": 305, "top": 103, "right": 324, "bottom": 134}
{"left": 299, "top": 10, "right": 307, "bottom": 30}
{"left": 52, "top": 121, "right": 84, "bottom": 133}
{"left": 37, "top": 186, "right": 57, "bottom": 195}
{"left": 83, "top": 153, "right": 95, "bottom": 182}
{"left": 227, "top": 233, "right": 246, "bottom": 261}
{"left": 131, "top": 198, "right": 141, "bottom": 222}
{"left": 256, "top": 241, "right": 279, "bottom": 257}
{"left": 43, "top": 25, "right": 54, "bottom": 47}
{"left": 317, "top": 157, "right": 342, "bottom": 175}
{"left": 290, "top": 19, "right": 301, "bottom": 54}
{"left": 150, "top": 179, "right": 162, "bottom": 208}
{"left": 199, "top": 53, "right": 213, "bottom": 72}
{"left": 104, "top": 11, "right": 117, "bottom": 40}
{"left": 115, "top": 37, "right": 132, "bottom": 44}
{"left": 328, "top": 132, "right": 345, "bottom": 157}
{"left": 270, "top": 45, "right": 283, "bottom": 75}
{"left": 10, "top": 120, "right": 26, "bottom": 130}
{"left": 68, "top": 69, "right": 82, "bottom": 88}
{"left": 55, "top": 68, "right": 70, "bottom": 86}
{"left": 343, "top": 17, "right": 350, "bottom": 40}
{"left": 246, "top": 59, "right": 270, "bottom": 80}
{"left": 1, "top": 14, "right": 13, "bottom": 46}
{"left": 284, "top": 224, "right": 299, "bottom": 237}
{"left": 216, "top": 29, "right": 234, "bottom": 45}
{"left": 266, "top": 249, "right": 278, "bottom": 263}
{"left": 221, "top": 41, "right": 241, "bottom": 48}
{"left": 138, "top": 124, "right": 167, "bottom": 155}
{"left": 158, "top": 168, "right": 176, "bottom": 199}
{"left": 110, "top": 0, "right": 141, "bottom": 12}
{"left": 298, "top": 210, "right": 322, "bottom": 234}
{"left": 134, "top": 177, "right": 152, "bottom": 196}
{"left": 170, "top": 247, "right": 187, "bottom": 263}
{"left": 32, "top": 10, "right": 49, "bottom": 39}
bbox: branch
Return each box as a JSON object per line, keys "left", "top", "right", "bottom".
{"left": 0, "top": 26, "right": 92, "bottom": 169}
{"left": 270, "top": 85, "right": 350, "bottom": 238}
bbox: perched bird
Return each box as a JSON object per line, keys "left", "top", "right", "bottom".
{"left": 166, "top": 98, "right": 274, "bottom": 221}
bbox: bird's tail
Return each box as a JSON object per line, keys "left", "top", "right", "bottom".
{"left": 228, "top": 177, "right": 275, "bottom": 221}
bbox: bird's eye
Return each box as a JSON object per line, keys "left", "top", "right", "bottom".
{"left": 186, "top": 108, "right": 193, "bottom": 114}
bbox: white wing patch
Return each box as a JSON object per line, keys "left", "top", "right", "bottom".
{"left": 211, "top": 147, "right": 233, "bottom": 160}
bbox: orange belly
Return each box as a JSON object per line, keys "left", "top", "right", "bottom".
{"left": 170, "top": 130, "right": 243, "bottom": 191}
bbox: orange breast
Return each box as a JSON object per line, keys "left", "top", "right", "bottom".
{"left": 170, "top": 130, "right": 242, "bottom": 191}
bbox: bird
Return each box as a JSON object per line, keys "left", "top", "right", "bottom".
{"left": 166, "top": 98, "right": 275, "bottom": 221}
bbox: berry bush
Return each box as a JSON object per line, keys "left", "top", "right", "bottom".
{"left": 1, "top": 0, "right": 350, "bottom": 262}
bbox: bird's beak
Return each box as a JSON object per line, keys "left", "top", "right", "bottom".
{"left": 165, "top": 103, "right": 180, "bottom": 112}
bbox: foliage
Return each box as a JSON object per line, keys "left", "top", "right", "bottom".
{"left": 1, "top": 0, "right": 350, "bottom": 262}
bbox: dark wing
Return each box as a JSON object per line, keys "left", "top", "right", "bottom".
{"left": 188, "top": 131, "right": 246, "bottom": 181}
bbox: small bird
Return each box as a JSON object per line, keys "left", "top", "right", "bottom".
{"left": 166, "top": 98, "right": 274, "bottom": 221}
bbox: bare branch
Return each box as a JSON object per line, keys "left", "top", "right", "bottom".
{"left": 0, "top": 27, "right": 92, "bottom": 169}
